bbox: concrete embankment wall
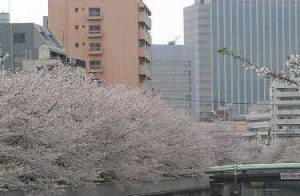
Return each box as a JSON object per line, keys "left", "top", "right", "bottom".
{"left": 0, "top": 178, "right": 211, "bottom": 196}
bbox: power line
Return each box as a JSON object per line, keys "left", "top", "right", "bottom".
{"left": 160, "top": 96, "right": 288, "bottom": 107}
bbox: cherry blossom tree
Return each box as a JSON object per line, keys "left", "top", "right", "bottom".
{"left": 259, "top": 140, "right": 300, "bottom": 163}
{"left": 207, "top": 123, "right": 263, "bottom": 165}
{"left": 0, "top": 64, "right": 278, "bottom": 195}
{"left": 218, "top": 48, "right": 299, "bottom": 85}
{"left": 0, "top": 66, "right": 218, "bottom": 194}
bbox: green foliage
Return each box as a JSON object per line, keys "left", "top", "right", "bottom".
{"left": 218, "top": 47, "right": 228, "bottom": 55}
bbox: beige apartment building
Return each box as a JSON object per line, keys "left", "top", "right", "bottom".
{"left": 48, "top": 0, "right": 152, "bottom": 87}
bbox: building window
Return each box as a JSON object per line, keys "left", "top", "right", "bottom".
{"left": 13, "top": 33, "right": 25, "bottom": 43}
{"left": 139, "top": 75, "right": 146, "bottom": 83}
{"left": 89, "top": 8, "right": 101, "bottom": 17}
{"left": 75, "top": 43, "right": 79, "bottom": 48}
{"left": 82, "top": 25, "right": 85, "bottom": 28}
{"left": 75, "top": 8, "right": 79, "bottom": 13}
{"left": 90, "top": 60, "right": 101, "bottom": 69}
{"left": 75, "top": 25, "right": 79, "bottom": 30}
{"left": 89, "top": 25, "right": 101, "bottom": 34}
{"left": 89, "top": 43, "right": 101, "bottom": 51}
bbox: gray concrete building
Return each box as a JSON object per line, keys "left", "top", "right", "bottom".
{"left": 0, "top": 23, "right": 65, "bottom": 71}
{"left": 150, "top": 45, "right": 193, "bottom": 114}
{"left": 0, "top": 12, "right": 10, "bottom": 24}
{"left": 184, "top": 0, "right": 300, "bottom": 119}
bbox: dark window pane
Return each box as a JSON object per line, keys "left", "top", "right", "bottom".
{"left": 89, "top": 43, "right": 101, "bottom": 51}
{"left": 89, "top": 25, "right": 101, "bottom": 33}
{"left": 89, "top": 60, "right": 101, "bottom": 69}
{"left": 89, "top": 8, "right": 101, "bottom": 16}
{"left": 13, "top": 33, "right": 25, "bottom": 43}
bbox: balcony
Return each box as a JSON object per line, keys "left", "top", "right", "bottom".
{"left": 275, "top": 91, "right": 300, "bottom": 97}
{"left": 89, "top": 67, "right": 103, "bottom": 73}
{"left": 88, "top": 50, "right": 102, "bottom": 55}
{"left": 138, "top": 1, "right": 145, "bottom": 9}
{"left": 275, "top": 129, "right": 300, "bottom": 137}
{"left": 139, "top": 11, "right": 151, "bottom": 29}
{"left": 246, "top": 114, "right": 271, "bottom": 121}
{"left": 139, "top": 47, "right": 151, "bottom": 62}
{"left": 276, "top": 119, "right": 300, "bottom": 125}
{"left": 88, "top": 31, "right": 103, "bottom": 38}
{"left": 274, "top": 100, "right": 300, "bottom": 105}
{"left": 139, "top": 29, "right": 151, "bottom": 44}
{"left": 139, "top": 64, "right": 151, "bottom": 78}
{"left": 276, "top": 110, "right": 300, "bottom": 115}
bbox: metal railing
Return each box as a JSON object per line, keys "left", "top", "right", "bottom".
{"left": 206, "top": 163, "right": 300, "bottom": 174}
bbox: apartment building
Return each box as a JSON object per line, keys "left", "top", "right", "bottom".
{"left": 48, "top": 0, "right": 152, "bottom": 87}
{"left": 270, "top": 71, "right": 300, "bottom": 139}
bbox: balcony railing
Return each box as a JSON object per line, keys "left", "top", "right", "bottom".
{"left": 139, "top": 64, "right": 151, "bottom": 78}
{"left": 139, "top": 47, "right": 151, "bottom": 62}
{"left": 88, "top": 31, "right": 103, "bottom": 38}
{"left": 276, "top": 110, "right": 300, "bottom": 115}
{"left": 276, "top": 119, "right": 300, "bottom": 125}
{"left": 275, "top": 130, "right": 300, "bottom": 137}
{"left": 139, "top": 12, "right": 151, "bottom": 29}
{"left": 87, "top": 13, "right": 102, "bottom": 20}
{"left": 88, "top": 48, "right": 103, "bottom": 55}
{"left": 88, "top": 51, "right": 102, "bottom": 55}
{"left": 139, "top": 29, "right": 151, "bottom": 44}
{"left": 274, "top": 100, "right": 300, "bottom": 105}
{"left": 275, "top": 91, "right": 300, "bottom": 97}
{"left": 88, "top": 65, "right": 103, "bottom": 73}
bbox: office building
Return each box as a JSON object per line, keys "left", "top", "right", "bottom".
{"left": 48, "top": 0, "right": 152, "bottom": 88}
{"left": 184, "top": 0, "right": 300, "bottom": 119}
{"left": 0, "top": 12, "right": 9, "bottom": 24}
{"left": 0, "top": 23, "right": 65, "bottom": 70}
{"left": 150, "top": 44, "right": 193, "bottom": 114}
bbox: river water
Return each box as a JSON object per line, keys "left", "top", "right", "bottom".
{"left": 241, "top": 183, "right": 300, "bottom": 196}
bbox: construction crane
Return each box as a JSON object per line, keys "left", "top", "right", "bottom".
{"left": 168, "top": 36, "right": 180, "bottom": 45}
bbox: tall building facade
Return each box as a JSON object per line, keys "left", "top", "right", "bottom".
{"left": 184, "top": 0, "right": 300, "bottom": 119}
{"left": 48, "top": 0, "right": 151, "bottom": 87}
{"left": 150, "top": 45, "right": 193, "bottom": 114}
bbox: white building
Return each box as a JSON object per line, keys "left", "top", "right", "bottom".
{"left": 245, "top": 102, "right": 271, "bottom": 144}
{"left": 270, "top": 71, "right": 300, "bottom": 139}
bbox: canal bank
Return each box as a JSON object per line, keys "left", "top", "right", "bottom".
{"left": 0, "top": 178, "right": 211, "bottom": 196}
{"left": 3, "top": 182, "right": 300, "bottom": 196}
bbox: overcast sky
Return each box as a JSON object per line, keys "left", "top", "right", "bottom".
{"left": 0, "top": 0, "right": 194, "bottom": 44}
